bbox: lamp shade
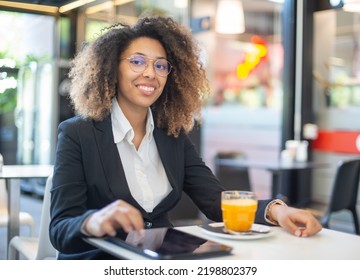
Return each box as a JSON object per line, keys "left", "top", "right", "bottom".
{"left": 215, "top": 0, "right": 245, "bottom": 34}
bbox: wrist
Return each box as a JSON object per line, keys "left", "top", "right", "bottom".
{"left": 81, "top": 215, "right": 93, "bottom": 236}
{"left": 265, "top": 199, "right": 287, "bottom": 225}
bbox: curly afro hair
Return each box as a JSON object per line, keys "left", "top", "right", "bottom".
{"left": 69, "top": 16, "right": 209, "bottom": 137}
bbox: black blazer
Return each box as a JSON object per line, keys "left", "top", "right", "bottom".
{"left": 50, "top": 115, "right": 271, "bottom": 259}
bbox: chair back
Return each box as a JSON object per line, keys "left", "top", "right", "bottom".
{"left": 35, "top": 171, "right": 57, "bottom": 259}
{"left": 327, "top": 158, "right": 360, "bottom": 213}
{"left": 214, "top": 152, "right": 251, "bottom": 191}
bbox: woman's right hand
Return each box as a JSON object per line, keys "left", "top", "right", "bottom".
{"left": 83, "top": 199, "right": 144, "bottom": 237}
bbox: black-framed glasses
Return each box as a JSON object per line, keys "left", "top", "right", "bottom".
{"left": 121, "top": 54, "right": 173, "bottom": 77}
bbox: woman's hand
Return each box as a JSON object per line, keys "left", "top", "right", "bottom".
{"left": 83, "top": 200, "right": 144, "bottom": 237}
{"left": 270, "top": 205, "right": 322, "bottom": 237}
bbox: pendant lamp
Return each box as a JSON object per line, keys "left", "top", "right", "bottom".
{"left": 215, "top": 0, "right": 245, "bottom": 34}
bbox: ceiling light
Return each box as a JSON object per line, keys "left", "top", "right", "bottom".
{"left": 329, "top": 0, "right": 342, "bottom": 6}
{"left": 59, "top": 0, "right": 95, "bottom": 13}
{"left": 114, "top": 0, "right": 135, "bottom": 5}
{"left": 174, "top": 0, "right": 188, "bottom": 9}
{"left": 215, "top": 0, "right": 245, "bottom": 34}
{"left": 0, "top": 1, "right": 58, "bottom": 14}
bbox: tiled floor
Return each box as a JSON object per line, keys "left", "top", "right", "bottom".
{"left": 0, "top": 193, "right": 358, "bottom": 260}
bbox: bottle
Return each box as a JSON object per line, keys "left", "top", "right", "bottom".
{"left": 285, "top": 140, "right": 299, "bottom": 161}
{"left": 280, "top": 149, "right": 294, "bottom": 165}
{"left": 296, "top": 141, "right": 309, "bottom": 162}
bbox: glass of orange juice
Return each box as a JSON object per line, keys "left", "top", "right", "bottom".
{"left": 221, "top": 191, "right": 258, "bottom": 232}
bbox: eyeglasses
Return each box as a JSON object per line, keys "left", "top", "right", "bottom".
{"left": 121, "top": 54, "right": 173, "bottom": 77}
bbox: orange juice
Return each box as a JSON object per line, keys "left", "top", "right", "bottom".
{"left": 221, "top": 199, "right": 258, "bottom": 231}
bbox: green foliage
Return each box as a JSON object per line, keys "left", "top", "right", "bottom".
{"left": 0, "top": 51, "right": 19, "bottom": 113}
{"left": 0, "top": 52, "right": 50, "bottom": 113}
{"left": 0, "top": 87, "right": 17, "bottom": 113}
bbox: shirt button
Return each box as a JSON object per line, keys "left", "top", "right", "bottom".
{"left": 144, "top": 221, "right": 152, "bottom": 228}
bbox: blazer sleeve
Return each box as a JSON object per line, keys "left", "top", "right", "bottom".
{"left": 49, "top": 117, "right": 98, "bottom": 254}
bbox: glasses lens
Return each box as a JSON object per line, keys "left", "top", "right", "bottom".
{"left": 125, "top": 55, "right": 172, "bottom": 76}
{"left": 154, "top": 59, "right": 172, "bottom": 76}
{"left": 128, "top": 55, "right": 147, "bottom": 72}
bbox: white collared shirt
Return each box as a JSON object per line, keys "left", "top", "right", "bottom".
{"left": 111, "top": 98, "right": 172, "bottom": 213}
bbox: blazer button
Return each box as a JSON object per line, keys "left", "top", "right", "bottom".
{"left": 144, "top": 221, "right": 152, "bottom": 228}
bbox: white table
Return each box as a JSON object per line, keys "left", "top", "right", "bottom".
{"left": 86, "top": 224, "right": 360, "bottom": 260}
{"left": 0, "top": 164, "right": 53, "bottom": 257}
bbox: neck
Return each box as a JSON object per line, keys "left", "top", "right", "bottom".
{"left": 117, "top": 99, "right": 148, "bottom": 149}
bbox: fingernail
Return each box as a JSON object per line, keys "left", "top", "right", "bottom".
{"left": 295, "top": 229, "right": 302, "bottom": 237}
{"left": 124, "top": 226, "right": 133, "bottom": 233}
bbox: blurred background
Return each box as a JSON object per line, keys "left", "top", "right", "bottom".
{"left": 0, "top": 0, "right": 360, "bottom": 240}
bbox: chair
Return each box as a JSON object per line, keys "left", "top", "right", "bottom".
{"left": 7, "top": 172, "right": 57, "bottom": 259}
{"left": 0, "top": 179, "right": 35, "bottom": 237}
{"left": 214, "top": 151, "right": 251, "bottom": 191}
{"left": 306, "top": 158, "right": 360, "bottom": 235}
{"left": 168, "top": 192, "right": 204, "bottom": 226}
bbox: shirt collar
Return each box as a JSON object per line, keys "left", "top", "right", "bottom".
{"left": 111, "top": 97, "right": 154, "bottom": 144}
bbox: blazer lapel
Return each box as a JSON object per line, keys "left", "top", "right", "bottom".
{"left": 92, "top": 116, "right": 145, "bottom": 212}
{"left": 93, "top": 118, "right": 181, "bottom": 218}
{"left": 151, "top": 127, "right": 182, "bottom": 215}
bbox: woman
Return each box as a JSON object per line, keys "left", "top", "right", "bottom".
{"left": 50, "top": 16, "right": 321, "bottom": 260}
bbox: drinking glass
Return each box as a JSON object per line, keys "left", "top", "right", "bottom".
{"left": 221, "top": 191, "right": 258, "bottom": 232}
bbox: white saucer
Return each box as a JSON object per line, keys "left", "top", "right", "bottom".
{"left": 200, "top": 222, "right": 273, "bottom": 240}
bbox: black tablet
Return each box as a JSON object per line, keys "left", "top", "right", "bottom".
{"left": 87, "top": 227, "right": 232, "bottom": 260}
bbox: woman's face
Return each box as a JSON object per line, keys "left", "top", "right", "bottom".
{"left": 117, "top": 37, "right": 169, "bottom": 114}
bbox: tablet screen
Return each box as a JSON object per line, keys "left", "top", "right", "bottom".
{"left": 103, "top": 227, "right": 232, "bottom": 259}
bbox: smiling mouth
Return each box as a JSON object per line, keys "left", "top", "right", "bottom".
{"left": 137, "top": 85, "right": 156, "bottom": 95}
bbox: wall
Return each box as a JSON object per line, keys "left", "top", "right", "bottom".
{"left": 312, "top": 10, "right": 360, "bottom": 230}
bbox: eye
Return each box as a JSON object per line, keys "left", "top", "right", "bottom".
{"left": 155, "top": 59, "right": 170, "bottom": 71}
{"left": 129, "top": 55, "right": 147, "bottom": 66}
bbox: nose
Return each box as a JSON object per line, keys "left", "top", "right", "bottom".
{"left": 142, "top": 61, "right": 156, "bottom": 78}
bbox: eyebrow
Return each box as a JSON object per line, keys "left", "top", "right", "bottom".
{"left": 131, "top": 52, "right": 167, "bottom": 60}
